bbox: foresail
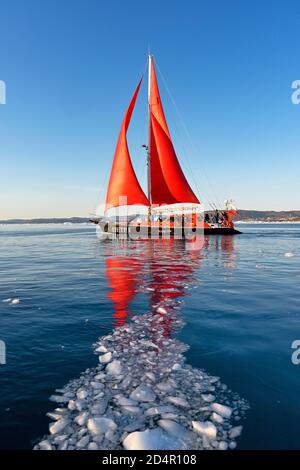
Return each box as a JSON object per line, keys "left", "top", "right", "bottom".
{"left": 149, "top": 59, "right": 200, "bottom": 206}
{"left": 105, "top": 78, "right": 149, "bottom": 210}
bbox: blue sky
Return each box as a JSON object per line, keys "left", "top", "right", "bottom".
{"left": 0, "top": 0, "right": 299, "bottom": 218}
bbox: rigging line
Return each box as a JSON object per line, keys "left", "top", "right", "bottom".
{"left": 156, "top": 62, "right": 221, "bottom": 210}
{"left": 153, "top": 60, "right": 216, "bottom": 210}
{"left": 154, "top": 84, "right": 211, "bottom": 207}
{"left": 154, "top": 62, "right": 205, "bottom": 204}
{"left": 154, "top": 58, "right": 221, "bottom": 207}
{"left": 154, "top": 58, "right": 223, "bottom": 209}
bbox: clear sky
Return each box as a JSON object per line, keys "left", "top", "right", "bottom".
{"left": 0, "top": 0, "right": 299, "bottom": 219}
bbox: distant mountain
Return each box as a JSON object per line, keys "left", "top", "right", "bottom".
{"left": 1, "top": 211, "right": 300, "bottom": 224}
{"left": 236, "top": 210, "right": 300, "bottom": 222}
{"left": 0, "top": 217, "right": 90, "bottom": 225}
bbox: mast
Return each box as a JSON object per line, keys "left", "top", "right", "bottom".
{"left": 147, "top": 54, "right": 152, "bottom": 220}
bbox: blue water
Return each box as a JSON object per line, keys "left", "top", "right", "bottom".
{"left": 0, "top": 223, "right": 300, "bottom": 449}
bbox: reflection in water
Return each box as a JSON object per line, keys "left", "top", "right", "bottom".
{"left": 105, "top": 237, "right": 236, "bottom": 328}
{"left": 36, "top": 236, "right": 248, "bottom": 451}
{"left": 105, "top": 240, "right": 202, "bottom": 328}
{"left": 105, "top": 256, "right": 140, "bottom": 327}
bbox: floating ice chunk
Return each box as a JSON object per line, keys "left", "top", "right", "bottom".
{"left": 75, "top": 399, "right": 85, "bottom": 411}
{"left": 47, "top": 412, "right": 64, "bottom": 421}
{"left": 145, "top": 372, "right": 156, "bottom": 382}
{"left": 284, "top": 252, "right": 294, "bottom": 258}
{"left": 130, "top": 384, "right": 156, "bottom": 402}
{"left": 123, "top": 428, "right": 184, "bottom": 450}
{"left": 53, "top": 434, "right": 68, "bottom": 444}
{"left": 67, "top": 400, "right": 76, "bottom": 410}
{"left": 209, "top": 377, "right": 219, "bottom": 384}
{"left": 229, "top": 441, "right": 237, "bottom": 449}
{"left": 49, "top": 395, "right": 69, "bottom": 403}
{"left": 88, "top": 442, "right": 99, "bottom": 450}
{"left": 102, "top": 334, "right": 114, "bottom": 342}
{"left": 106, "top": 360, "right": 122, "bottom": 375}
{"left": 229, "top": 425, "right": 243, "bottom": 439}
{"left": 157, "top": 381, "right": 174, "bottom": 393}
{"left": 116, "top": 396, "right": 137, "bottom": 407}
{"left": 158, "top": 419, "right": 193, "bottom": 441}
{"left": 49, "top": 417, "right": 69, "bottom": 435}
{"left": 121, "top": 405, "right": 142, "bottom": 415}
{"left": 99, "top": 352, "right": 112, "bottom": 364}
{"left": 211, "top": 403, "right": 232, "bottom": 418}
{"left": 35, "top": 302, "right": 248, "bottom": 451}
{"left": 87, "top": 417, "right": 117, "bottom": 436}
{"left": 145, "top": 405, "right": 175, "bottom": 417}
{"left": 10, "top": 299, "right": 20, "bottom": 305}
{"left": 218, "top": 441, "right": 228, "bottom": 450}
{"left": 58, "top": 440, "right": 68, "bottom": 450}
{"left": 167, "top": 396, "right": 190, "bottom": 408}
{"left": 201, "top": 394, "right": 215, "bottom": 403}
{"left": 161, "top": 413, "right": 178, "bottom": 420}
{"left": 192, "top": 420, "right": 217, "bottom": 439}
{"left": 91, "top": 381, "right": 104, "bottom": 389}
{"left": 90, "top": 398, "right": 108, "bottom": 415}
{"left": 76, "top": 389, "right": 88, "bottom": 400}
{"left": 38, "top": 440, "right": 53, "bottom": 450}
{"left": 95, "top": 345, "right": 108, "bottom": 353}
{"left": 121, "top": 375, "right": 132, "bottom": 389}
{"left": 124, "top": 420, "right": 145, "bottom": 432}
{"left": 75, "top": 411, "right": 89, "bottom": 426}
{"left": 76, "top": 435, "right": 90, "bottom": 449}
{"left": 211, "top": 412, "right": 224, "bottom": 424}
{"left": 2, "top": 298, "right": 12, "bottom": 303}
{"left": 94, "top": 373, "right": 106, "bottom": 380}
{"left": 156, "top": 307, "right": 167, "bottom": 314}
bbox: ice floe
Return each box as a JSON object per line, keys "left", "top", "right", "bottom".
{"left": 192, "top": 420, "right": 217, "bottom": 439}
{"left": 2, "top": 298, "right": 20, "bottom": 305}
{"left": 123, "top": 428, "right": 185, "bottom": 450}
{"left": 35, "top": 308, "right": 248, "bottom": 451}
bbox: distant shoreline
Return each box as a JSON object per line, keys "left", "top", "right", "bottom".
{"left": 236, "top": 220, "right": 300, "bottom": 224}
{"left": 1, "top": 210, "right": 300, "bottom": 225}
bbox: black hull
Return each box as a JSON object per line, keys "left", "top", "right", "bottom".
{"left": 91, "top": 220, "right": 242, "bottom": 237}
{"left": 204, "top": 227, "right": 241, "bottom": 235}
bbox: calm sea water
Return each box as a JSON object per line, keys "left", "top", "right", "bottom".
{"left": 0, "top": 223, "right": 299, "bottom": 450}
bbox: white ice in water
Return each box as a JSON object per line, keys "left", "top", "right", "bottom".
{"left": 34, "top": 307, "right": 248, "bottom": 451}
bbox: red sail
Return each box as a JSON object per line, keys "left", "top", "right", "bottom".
{"left": 105, "top": 79, "right": 149, "bottom": 210}
{"left": 149, "top": 60, "right": 200, "bottom": 206}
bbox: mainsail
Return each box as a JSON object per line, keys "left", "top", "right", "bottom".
{"left": 105, "top": 79, "right": 149, "bottom": 210}
{"left": 148, "top": 57, "right": 200, "bottom": 206}
{"left": 105, "top": 57, "right": 200, "bottom": 213}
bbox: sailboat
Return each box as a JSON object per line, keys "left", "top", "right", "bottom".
{"left": 90, "top": 55, "right": 241, "bottom": 237}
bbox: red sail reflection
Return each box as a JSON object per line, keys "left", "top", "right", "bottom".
{"left": 105, "top": 256, "right": 141, "bottom": 327}
{"left": 146, "top": 240, "right": 201, "bottom": 338}
{"left": 104, "top": 237, "right": 236, "bottom": 330}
